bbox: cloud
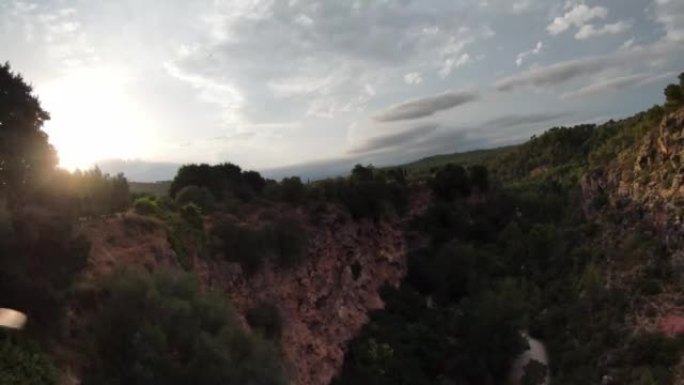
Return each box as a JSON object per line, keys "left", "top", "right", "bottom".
{"left": 349, "top": 123, "right": 439, "bottom": 154}
{"left": 267, "top": 76, "right": 335, "bottom": 98}
{"left": 495, "top": 42, "right": 682, "bottom": 92}
{"left": 561, "top": 72, "right": 677, "bottom": 98}
{"left": 575, "top": 21, "right": 631, "bottom": 40}
{"left": 162, "top": 0, "right": 497, "bottom": 129}
{"left": 654, "top": 0, "right": 684, "bottom": 42}
{"left": 621, "top": 38, "right": 635, "bottom": 49}
{"left": 404, "top": 72, "right": 424, "bottom": 85}
{"left": 373, "top": 91, "right": 479, "bottom": 122}
{"left": 439, "top": 53, "right": 471, "bottom": 78}
{"left": 516, "top": 41, "right": 543, "bottom": 67}
{"left": 547, "top": 4, "right": 608, "bottom": 35}
{"left": 482, "top": 112, "right": 569, "bottom": 128}
{"left": 479, "top": 0, "right": 539, "bottom": 14}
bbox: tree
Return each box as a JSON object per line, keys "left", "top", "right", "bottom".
{"left": 83, "top": 268, "right": 287, "bottom": 385}
{"left": 469, "top": 165, "right": 489, "bottom": 192}
{"left": 664, "top": 84, "right": 683, "bottom": 112}
{"left": 0, "top": 63, "right": 57, "bottom": 199}
{"left": 351, "top": 164, "right": 374, "bottom": 182}
{"left": 280, "top": 176, "right": 305, "bottom": 204}
{"left": 430, "top": 164, "right": 471, "bottom": 201}
{"left": 175, "top": 185, "right": 215, "bottom": 212}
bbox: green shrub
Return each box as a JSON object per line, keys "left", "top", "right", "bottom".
{"left": 175, "top": 185, "right": 215, "bottom": 212}
{"left": 83, "top": 268, "right": 287, "bottom": 385}
{"left": 133, "top": 196, "right": 159, "bottom": 216}
{"left": 211, "top": 219, "right": 269, "bottom": 274}
{"left": 0, "top": 333, "right": 58, "bottom": 385}
{"left": 247, "top": 302, "right": 283, "bottom": 340}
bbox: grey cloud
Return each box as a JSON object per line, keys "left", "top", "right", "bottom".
{"left": 168, "top": 0, "right": 494, "bottom": 122}
{"left": 654, "top": 0, "right": 684, "bottom": 42}
{"left": 373, "top": 91, "right": 479, "bottom": 122}
{"left": 482, "top": 112, "right": 569, "bottom": 128}
{"left": 495, "top": 41, "right": 683, "bottom": 92}
{"left": 561, "top": 72, "right": 676, "bottom": 99}
{"left": 348, "top": 122, "right": 439, "bottom": 154}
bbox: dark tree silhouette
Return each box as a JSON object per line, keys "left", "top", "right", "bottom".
{"left": 0, "top": 63, "right": 57, "bottom": 199}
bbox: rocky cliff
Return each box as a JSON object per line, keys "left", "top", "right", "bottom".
{"left": 80, "top": 202, "right": 415, "bottom": 385}
{"left": 581, "top": 107, "right": 684, "bottom": 337}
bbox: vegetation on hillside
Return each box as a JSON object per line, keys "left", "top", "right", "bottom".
{"left": 81, "top": 268, "right": 286, "bottom": 385}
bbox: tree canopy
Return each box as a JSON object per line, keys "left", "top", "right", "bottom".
{"left": 0, "top": 63, "right": 57, "bottom": 198}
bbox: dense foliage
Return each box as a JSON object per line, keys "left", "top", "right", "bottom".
{"left": 307, "top": 164, "right": 409, "bottom": 220}
{"left": 0, "top": 332, "right": 58, "bottom": 385}
{"left": 81, "top": 268, "right": 287, "bottom": 385}
{"left": 210, "top": 214, "right": 308, "bottom": 273}
{"left": 170, "top": 163, "right": 266, "bottom": 202}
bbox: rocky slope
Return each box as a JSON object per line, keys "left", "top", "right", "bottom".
{"left": 582, "top": 107, "right": 684, "bottom": 336}
{"left": 79, "top": 203, "right": 415, "bottom": 385}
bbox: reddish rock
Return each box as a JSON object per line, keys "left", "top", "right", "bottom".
{"left": 83, "top": 205, "right": 412, "bottom": 385}
{"left": 209, "top": 213, "right": 408, "bottom": 385}
{"left": 660, "top": 315, "right": 684, "bottom": 336}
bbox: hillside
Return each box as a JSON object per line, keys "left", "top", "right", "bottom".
{"left": 395, "top": 145, "right": 517, "bottom": 178}
{"left": 129, "top": 181, "right": 172, "bottom": 196}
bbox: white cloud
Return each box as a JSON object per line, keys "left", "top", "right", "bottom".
{"left": 479, "top": 0, "right": 538, "bottom": 14}
{"left": 516, "top": 41, "right": 543, "bottom": 67}
{"left": 547, "top": 4, "right": 608, "bottom": 35}
{"left": 294, "top": 13, "right": 313, "bottom": 27}
{"left": 575, "top": 20, "right": 631, "bottom": 39}
{"left": 621, "top": 38, "right": 635, "bottom": 49}
{"left": 164, "top": 62, "right": 245, "bottom": 127}
{"left": 439, "top": 53, "right": 471, "bottom": 78}
{"left": 404, "top": 72, "right": 424, "bottom": 85}
{"left": 267, "top": 76, "right": 335, "bottom": 98}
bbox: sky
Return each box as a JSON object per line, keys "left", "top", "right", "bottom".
{"left": 1, "top": 0, "right": 684, "bottom": 180}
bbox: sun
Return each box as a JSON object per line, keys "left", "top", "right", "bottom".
{"left": 38, "top": 66, "right": 156, "bottom": 171}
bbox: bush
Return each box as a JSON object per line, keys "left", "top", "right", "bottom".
{"left": 175, "top": 185, "right": 215, "bottom": 212}
{"left": 133, "top": 196, "right": 159, "bottom": 216}
{"left": 247, "top": 302, "right": 283, "bottom": 340}
{"left": 211, "top": 219, "right": 269, "bottom": 274}
{"left": 269, "top": 216, "right": 308, "bottom": 268}
{"left": 83, "top": 268, "right": 287, "bottom": 385}
{"left": 0, "top": 334, "right": 58, "bottom": 385}
{"left": 280, "top": 177, "right": 305, "bottom": 204}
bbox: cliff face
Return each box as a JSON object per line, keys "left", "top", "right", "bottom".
{"left": 582, "top": 108, "right": 684, "bottom": 222}
{"left": 209, "top": 215, "right": 407, "bottom": 385}
{"left": 82, "top": 204, "right": 412, "bottom": 385}
{"left": 581, "top": 108, "right": 684, "bottom": 334}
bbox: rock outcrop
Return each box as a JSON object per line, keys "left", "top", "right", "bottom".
{"left": 82, "top": 204, "right": 412, "bottom": 385}
{"left": 581, "top": 108, "right": 684, "bottom": 336}
{"left": 211, "top": 214, "right": 407, "bottom": 385}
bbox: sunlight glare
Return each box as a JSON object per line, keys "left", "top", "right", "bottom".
{"left": 39, "top": 66, "right": 156, "bottom": 171}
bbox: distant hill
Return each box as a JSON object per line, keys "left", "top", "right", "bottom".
{"left": 96, "top": 159, "right": 180, "bottom": 182}
{"left": 392, "top": 145, "right": 518, "bottom": 178}
{"left": 130, "top": 181, "right": 172, "bottom": 196}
